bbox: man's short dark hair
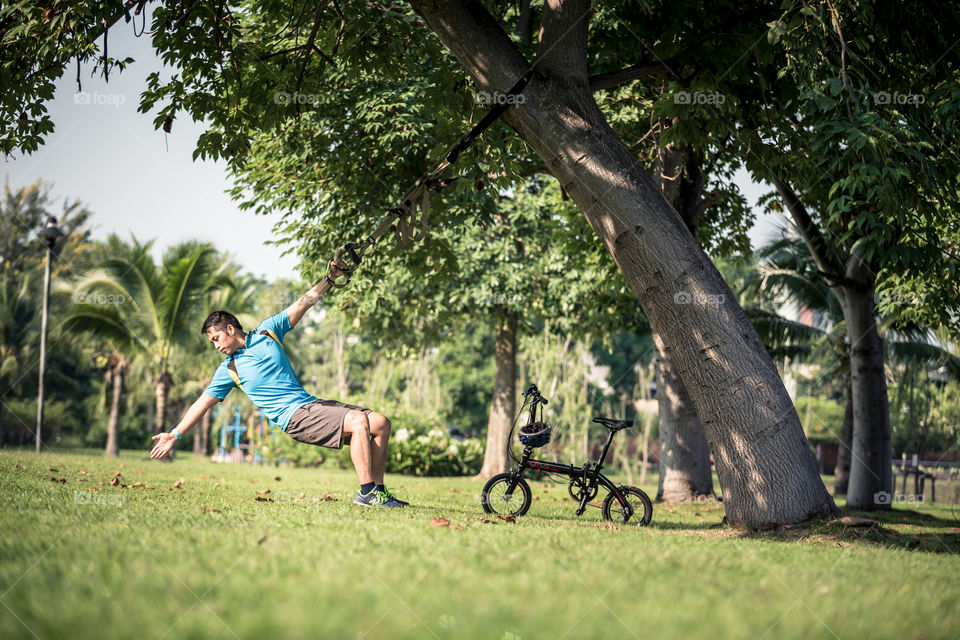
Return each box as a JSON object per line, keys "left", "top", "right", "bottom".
{"left": 201, "top": 311, "right": 243, "bottom": 335}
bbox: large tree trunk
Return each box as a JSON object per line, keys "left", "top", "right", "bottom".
{"left": 478, "top": 312, "right": 517, "bottom": 478}
{"left": 105, "top": 355, "right": 125, "bottom": 457}
{"left": 653, "top": 142, "right": 715, "bottom": 503}
{"left": 412, "top": 0, "right": 836, "bottom": 526}
{"left": 840, "top": 257, "right": 892, "bottom": 509}
{"left": 654, "top": 334, "right": 714, "bottom": 502}
{"left": 771, "top": 176, "right": 891, "bottom": 509}
{"left": 834, "top": 374, "right": 853, "bottom": 495}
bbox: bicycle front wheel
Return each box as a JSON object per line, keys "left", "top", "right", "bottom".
{"left": 602, "top": 486, "right": 652, "bottom": 526}
{"left": 481, "top": 473, "right": 532, "bottom": 517}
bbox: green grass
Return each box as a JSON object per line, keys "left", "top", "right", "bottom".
{"left": 2, "top": 448, "right": 959, "bottom": 640}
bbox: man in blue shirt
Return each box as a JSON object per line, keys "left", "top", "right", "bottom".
{"left": 149, "top": 261, "right": 407, "bottom": 507}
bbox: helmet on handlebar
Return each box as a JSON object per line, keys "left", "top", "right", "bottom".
{"left": 518, "top": 421, "right": 552, "bottom": 448}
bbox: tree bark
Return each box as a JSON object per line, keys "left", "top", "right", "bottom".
{"left": 841, "top": 256, "right": 892, "bottom": 509}
{"left": 771, "top": 173, "right": 892, "bottom": 509}
{"left": 654, "top": 334, "right": 714, "bottom": 502}
{"left": 154, "top": 371, "right": 172, "bottom": 460}
{"left": 411, "top": 0, "right": 836, "bottom": 526}
{"left": 105, "top": 355, "right": 125, "bottom": 457}
{"left": 834, "top": 374, "right": 853, "bottom": 495}
{"left": 478, "top": 311, "right": 517, "bottom": 478}
{"left": 653, "top": 142, "right": 715, "bottom": 503}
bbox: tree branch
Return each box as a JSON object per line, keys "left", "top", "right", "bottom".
{"left": 537, "top": 0, "right": 590, "bottom": 83}
{"left": 769, "top": 173, "right": 845, "bottom": 283}
{"left": 295, "top": 0, "right": 333, "bottom": 92}
{"left": 589, "top": 60, "right": 676, "bottom": 92}
{"left": 408, "top": 1, "right": 531, "bottom": 95}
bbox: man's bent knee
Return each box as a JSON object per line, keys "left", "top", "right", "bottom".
{"left": 369, "top": 413, "right": 391, "bottom": 438}
{"left": 343, "top": 410, "right": 370, "bottom": 437}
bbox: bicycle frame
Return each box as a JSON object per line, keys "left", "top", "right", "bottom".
{"left": 509, "top": 427, "right": 634, "bottom": 518}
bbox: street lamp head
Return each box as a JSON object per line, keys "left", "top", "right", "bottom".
{"left": 38, "top": 215, "right": 64, "bottom": 249}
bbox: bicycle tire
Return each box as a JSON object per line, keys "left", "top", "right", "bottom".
{"left": 481, "top": 473, "right": 532, "bottom": 517}
{"left": 602, "top": 485, "right": 653, "bottom": 526}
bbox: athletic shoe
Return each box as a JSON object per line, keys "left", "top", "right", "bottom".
{"left": 353, "top": 488, "right": 403, "bottom": 507}
{"left": 381, "top": 487, "right": 409, "bottom": 506}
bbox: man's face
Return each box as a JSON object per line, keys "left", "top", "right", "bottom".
{"left": 205, "top": 324, "right": 245, "bottom": 355}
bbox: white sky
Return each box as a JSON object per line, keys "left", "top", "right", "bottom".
{"left": 1, "top": 12, "right": 782, "bottom": 282}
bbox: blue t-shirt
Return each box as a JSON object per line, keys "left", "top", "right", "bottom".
{"left": 203, "top": 311, "right": 317, "bottom": 430}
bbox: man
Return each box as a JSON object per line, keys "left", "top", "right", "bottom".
{"left": 149, "top": 261, "right": 408, "bottom": 508}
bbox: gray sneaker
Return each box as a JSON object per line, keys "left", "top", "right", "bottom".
{"left": 353, "top": 488, "right": 404, "bottom": 507}
{"left": 380, "top": 487, "right": 409, "bottom": 506}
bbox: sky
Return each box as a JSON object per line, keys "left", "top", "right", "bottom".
{"left": 2, "top": 10, "right": 784, "bottom": 282}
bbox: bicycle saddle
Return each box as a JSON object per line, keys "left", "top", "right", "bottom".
{"left": 592, "top": 417, "right": 633, "bottom": 431}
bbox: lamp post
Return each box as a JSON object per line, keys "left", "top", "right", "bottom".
{"left": 36, "top": 216, "right": 64, "bottom": 453}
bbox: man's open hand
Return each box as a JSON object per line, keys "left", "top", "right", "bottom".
{"left": 150, "top": 433, "right": 177, "bottom": 459}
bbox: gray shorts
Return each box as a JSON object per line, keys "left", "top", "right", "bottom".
{"left": 285, "top": 399, "right": 372, "bottom": 449}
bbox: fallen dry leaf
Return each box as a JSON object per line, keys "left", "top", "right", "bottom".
{"left": 75, "top": 478, "right": 86, "bottom": 482}
{"left": 47, "top": 467, "right": 58, "bottom": 472}
{"left": 213, "top": 482, "right": 220, "bottom": 488}
{"left": 321, "top": 493, "right": 336, "bottom": 501}
{"left": 132, "top": 482, "right": 144, "bottom": 488}
{"left": 257, "top": 534, "right": 268, "bottom": 545}
{"left": 497, "top": 515, "right": 516, "bottom": 523}
{"left": 450, "top": 524, "right": 464, "bottom": 530}
{"left": 109, "top": 477, "right": 119, "bottom": 486}
{"left": 51, "top": 477, "right": 66, "bottom": 483}
{"left": 431, "top": 517, "right": 451, "bottom": 527}
{"left": 595, "top": 522, "right": 621, "bottom": 532}
{"left": 173, "top": 477, "right": 185, "bottom": 489}
{"left": 255, "top": 496, "right": 274, "bottom": 502}
{"left": 839, "top": 516, "right": 878, "bottom": 528}
{"left": 257, "top": 489, "right": 271, "bottom": 495}
{"left": 274, "top": 476, "right": 282, "bottom": 481}
{"left": 202, "top": 506, "right": 221, "bottom": 513}
{"left": 113, "top": 470, "right": 121, "bottom": 477}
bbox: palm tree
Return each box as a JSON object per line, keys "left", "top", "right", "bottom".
{"left": 183, "top": 264, "right": 261, "bottom": 455}
{"left": 747, "top": 224, "right": 960, "bottom": 494}
{"left": 62, "top": 235, "right": 220, "bottom": 456}
{"left": 91, "top": 351, "right": 127, "bottom": 457}
{"left": 0, "top": 275, "right": 39, "bottom": 442}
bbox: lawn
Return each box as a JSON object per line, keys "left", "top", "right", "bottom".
{"left": 2, "top": 448, "right": 959, "bottom": 640}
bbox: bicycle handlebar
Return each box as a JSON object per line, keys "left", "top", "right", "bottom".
{"left": 522, "top": 383, "right": 548, "bottom": 405}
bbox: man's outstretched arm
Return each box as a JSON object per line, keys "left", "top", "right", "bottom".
{"left": 150, "top": 393, "right": 220, "bottom": 459}
{"left": 285, "top": 260, "right": 347, "bottom": 329}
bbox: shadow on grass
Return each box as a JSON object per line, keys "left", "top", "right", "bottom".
{"left": 705, "top": 507, "right": 960, "bottom": 555}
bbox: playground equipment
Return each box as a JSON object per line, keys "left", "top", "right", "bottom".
{"left": 212, "top": 406, "right": 271, "bottom": 464}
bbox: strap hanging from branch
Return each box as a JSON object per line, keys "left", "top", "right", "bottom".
{"left": 328, "top": 64, "right": 537, "bottom": 288}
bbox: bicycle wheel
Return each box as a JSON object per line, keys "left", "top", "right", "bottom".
{"left": 481, "top": 473, "right": 532, "bottom": 517}
{"left": 602, "top": 486, "right": 652, "bottom": 526}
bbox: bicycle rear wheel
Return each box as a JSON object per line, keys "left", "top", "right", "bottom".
{"left": 481, "top": 473, "right": 532, "bottom": 517}
{"left": 602, "top": 486, "right": 652, "bottom": 526}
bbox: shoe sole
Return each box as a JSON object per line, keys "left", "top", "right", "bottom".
{"left": 353, "top": 498, "right": 403, "bottom": 507}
